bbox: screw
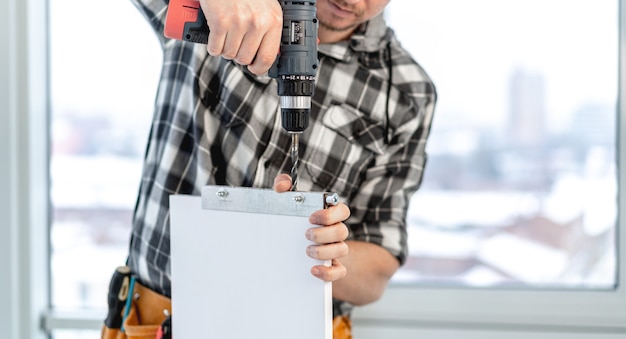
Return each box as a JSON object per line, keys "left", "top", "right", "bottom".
{"left": 216, "top": 188, "right": 228, "bottom": 198}
{"left": 293, "top": 193, "right": 305, "bottom": 203}
{"left": 325, "top": 193, "right": 339, "bottom": 206}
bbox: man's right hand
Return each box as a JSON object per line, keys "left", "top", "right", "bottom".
{"left": 273, "top": 174, "right": 350, "bottom": 282}
{"left": 200, "top": 0, "right": 282, "bottom": 75}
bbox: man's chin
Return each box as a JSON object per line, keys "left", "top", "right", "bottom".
{"left": 319, "top": 20, "right": 359, "bottom": 33}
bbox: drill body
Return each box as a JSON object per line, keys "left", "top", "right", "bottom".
{"left": 164, "top": 0, "right": 318, "bottom": 134}
{"left": 164, "top": 0, "right": 318, "bottom": 189}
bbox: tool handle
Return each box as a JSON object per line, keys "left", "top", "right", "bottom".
{"left": 164, "top": 0, "right": 209, "bottom": 43}
{"left": 164, "top": 0, "right": 318, "bottom": 77}
{"left": 104, "top": 266, "right": 131, "bottom": 329}
{"left": 163, "top": 0, "right": 318, "bottom": 136}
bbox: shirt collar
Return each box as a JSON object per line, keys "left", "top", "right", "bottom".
{"left": 317, "top": 14, "right": 390, "bottom": 62}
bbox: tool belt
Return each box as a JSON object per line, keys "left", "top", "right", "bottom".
{"left": 102, "top": 273, "right": 353, "bottom": 339}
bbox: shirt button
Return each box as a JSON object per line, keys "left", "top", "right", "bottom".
{"left": 264, "top": 160, "right": 271, "bottom": 169}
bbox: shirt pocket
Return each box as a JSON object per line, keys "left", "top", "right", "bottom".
{"left": 303, "top": 104, "right": 387, "bottom": 198}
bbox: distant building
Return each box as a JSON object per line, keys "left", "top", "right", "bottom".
{"left": 507, "top": 68, "right": 546, "bottom": 148}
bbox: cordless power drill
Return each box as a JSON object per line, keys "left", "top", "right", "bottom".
{"left": 164, "top": 0, "right": 319, "bottom": 191}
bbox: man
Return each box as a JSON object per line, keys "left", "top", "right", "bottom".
{"left": 106, "top": 0, "right": 436, "bottom": 337}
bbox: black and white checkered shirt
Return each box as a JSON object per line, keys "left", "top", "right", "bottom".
{"left": 128, "top": 0, "right": 436, "bottom": 316}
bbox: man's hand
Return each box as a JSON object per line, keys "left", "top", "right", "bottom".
{"left": 273, "top": 174, "right": 350, "bottom": 282}
{"left": 200, "top": 0, "right": 282, "bottom": 75}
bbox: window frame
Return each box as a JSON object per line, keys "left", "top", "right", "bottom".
{"left": 1, "top": 0, "right": 624, "bottom": 336}
{"left": 352, "top": 0, "right": 626, "bottom": 334}
{"left": 1, "top": 0, "right": 50, "bottom": 337}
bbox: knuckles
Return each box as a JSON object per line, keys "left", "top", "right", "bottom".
{"left": 306, "top": 224, "right": 348, "bottom": 244}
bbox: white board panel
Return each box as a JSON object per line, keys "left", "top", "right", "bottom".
{"left": 170, "top": 187, "right": 332, "bottom": 339}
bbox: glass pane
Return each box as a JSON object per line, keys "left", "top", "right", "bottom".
{"left": 387, "top": 0, "right": 618, "bottom": 288}
{"left": 49, "top": 0, "right": 161, "bottom": 309}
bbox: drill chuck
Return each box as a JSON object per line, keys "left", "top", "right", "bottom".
{"left": 281, "top": 107, "right": 310, "bottom": 133}
{"left": 278, "top": 74, "right": 314, "bottom": 132}
{"left": 271, "top": 1, "right": 318, "bottom": 134}
{"left": 280, "top": 94, "right": 311, "bottom": 132}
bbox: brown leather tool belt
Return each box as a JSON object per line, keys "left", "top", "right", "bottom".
{"left": 102, "top": 279, "right": 353, "bottom": 339}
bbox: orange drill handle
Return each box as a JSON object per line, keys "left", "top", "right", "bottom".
{"left": 164, "top": 0, "right": 209, "bottom": 43}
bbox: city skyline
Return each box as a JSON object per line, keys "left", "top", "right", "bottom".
{"left": 386, "top": 0, "right": 618, "bottom": 132}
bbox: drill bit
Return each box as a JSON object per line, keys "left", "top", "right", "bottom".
{"left": 290, "top": 133, "right": 299, "bottom": 191}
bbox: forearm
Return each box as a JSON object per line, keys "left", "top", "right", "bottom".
{"left": 332, "top": 240, "right": 399, "bottom": 306}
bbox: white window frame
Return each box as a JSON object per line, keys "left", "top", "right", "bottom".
{"left": 0, "top": 0, "right": 624, "bottom": 337}
{"left": 352, "top": 0, "right": 626, "bottom": 336}
{"left": 0, "top": 0, "right": 49, "bottom": 337}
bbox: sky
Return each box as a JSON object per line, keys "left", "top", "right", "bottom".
{"left": 49, "top": 0, "right": 162, "bottom": 125}
{"left": 386, "top": 0, "right": 618, "bottom": 132}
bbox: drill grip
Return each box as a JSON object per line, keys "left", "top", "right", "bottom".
{"left": 164, "top": 0, "right": 209, "bottom": 43}
{"left": 164, "top": 0, "right": 318, "bottom": 78}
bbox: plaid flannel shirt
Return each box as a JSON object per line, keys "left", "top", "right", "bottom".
{"left": 128, "top": 0, "right": 436, "bottom": 316}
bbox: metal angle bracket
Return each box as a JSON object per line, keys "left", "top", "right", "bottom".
{"left": 201, "top": 185, "right": 339, "bottom": 217}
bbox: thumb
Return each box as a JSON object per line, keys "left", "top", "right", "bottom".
{"left": 273, "top": 173, "right": 293, "bottom": 193}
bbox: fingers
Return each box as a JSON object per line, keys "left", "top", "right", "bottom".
{"left": 307, "top": 242, "right": 349, "bottom": 261}
{"left": 309, "top": 203, "right": 350, "bottom": 226}
{"left": 202, "top": 0, "right": 282, "bottom": 75}
{"left": 311, "top": 259, "right": 347, "bottom": 282}
{"left": 247, "top": 25, "right": 281, "bottom": 75}
{"left": 306, "top": 222, "right": 349, "bottom": 245}
{"left": 232, "top": 31, "right": 263, "bottom": 65}
{"left": 218, "top": 24, "right": 247, "bottom": 60}
{"left": 306, "top": 223, "right": 349, "bottom": 282}
{"left": 273, "top": 174, "right": 292, "bottom": 193}
{"left": 206, "top": 25, "right": 227, "bottom": 56}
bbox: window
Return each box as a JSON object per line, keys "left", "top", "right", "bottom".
{"left": 2, "top": 0, "right": 622, "bottom": 337}
{"left": 48, "top": 0, "right": 160, "bottom": 327}
{"left": 387, "top": 1, "right": 618, "bottom": 289}
{"left": 352, "top": 1, "right": 625, "bottom": 336}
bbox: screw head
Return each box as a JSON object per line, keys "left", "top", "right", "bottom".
{"left": 293, "top": 193, "right": 305, "bottom": 203}
{"left": 325, "top": 193, "right": 339, "bottom": 206}
{"left": 216, "top": 188, "right": 228, "bottom": 198}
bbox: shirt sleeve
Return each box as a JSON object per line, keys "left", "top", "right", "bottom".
{"left": 130, "top": 0, "right": 170, "bottom": 46}
{"left": 346, "top": 47, "right": 437, "bottom": 266}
